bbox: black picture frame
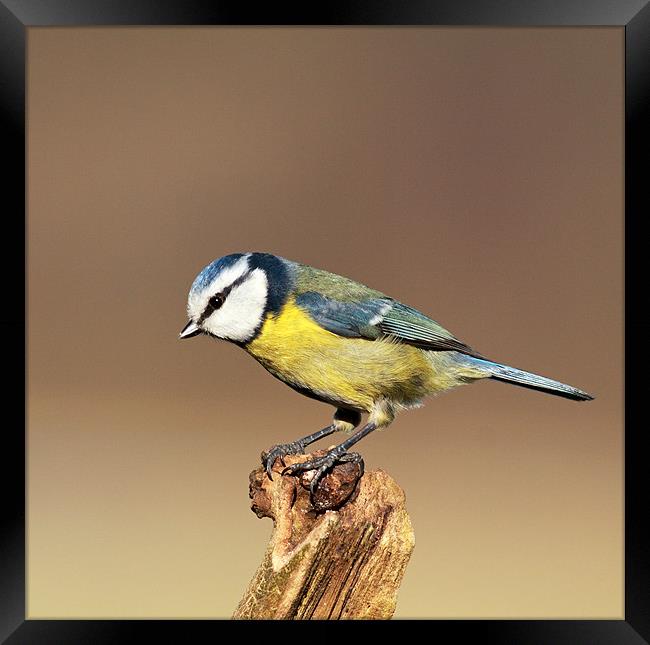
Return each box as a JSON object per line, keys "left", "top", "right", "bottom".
{"left": 2, "top": 1, "right": 647, "bottom": 641}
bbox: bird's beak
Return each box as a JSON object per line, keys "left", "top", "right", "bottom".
{"left": 179, "top": 320, "right": 202, "bottom": 339}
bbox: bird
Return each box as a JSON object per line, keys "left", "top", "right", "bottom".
{"left": 180, "top": 252, "right": 593, "bottom": 497}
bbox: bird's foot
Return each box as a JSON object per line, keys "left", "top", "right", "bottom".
{"left": 281, "top": 449, "right": 365, "bottom": 498}
{"left": 261, "top": 441, "right": 308, "bottom": 480}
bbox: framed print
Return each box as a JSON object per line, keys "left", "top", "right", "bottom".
{"left": 2, "top": 0, "right": 648, "bottom": 641}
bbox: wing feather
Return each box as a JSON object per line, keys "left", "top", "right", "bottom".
{"left": 380, "top": 302, "right": 483, "bottom": 357}
{"left": 290, "top": 263, "right": 481, "bottom": 357}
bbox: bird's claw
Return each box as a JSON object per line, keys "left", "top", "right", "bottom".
{"left": 281, "top": 450, "right": 364, "bottom": 500}
{"left": 261, "top": 441, "right": 306, "bottom": 480}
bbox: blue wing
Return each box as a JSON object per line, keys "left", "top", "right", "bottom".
{"left": 378, "top": 302, "right": 483, "bottom": 357}
{"left": 294, "top": 292, "right": 391, "bottom": 338}
{"left": 295, "top": 292, "right": 482, "bottom": 357}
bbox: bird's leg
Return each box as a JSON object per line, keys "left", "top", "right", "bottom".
{"left": 262, "top": 425, "right": 337, "bottom": 480}
{"left": 282, "top": 403, "right": 393, "bottom": 498}
{"left": 282, "top": 421, "right": 379, "bottom": 496}
{"left": 262, "top": 409, "right": 362, "bottom": 480}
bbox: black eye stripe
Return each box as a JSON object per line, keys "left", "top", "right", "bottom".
{"left": 198, "top": 271, "right": 251, "bottom": 324}
{"left": 209, "top": 293, "right": 225, "bottom": 309}
{"left": 198, "top": 293, "right": 225, "bottom": 323}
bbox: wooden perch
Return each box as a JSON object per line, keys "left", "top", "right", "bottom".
{"left": 233, "top": 450, "right": 415, "bottom": 620}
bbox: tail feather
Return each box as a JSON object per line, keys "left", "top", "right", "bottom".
{"left": 466, "top": 357, "right": 594, "bottom": 401}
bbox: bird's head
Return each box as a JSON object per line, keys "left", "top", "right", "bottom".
{"left": 180, "top": 252, "right": 291, "bottom": 343}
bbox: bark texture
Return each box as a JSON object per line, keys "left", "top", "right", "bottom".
{"left": 233, "top": 450, "right": 415, "bottom": 620}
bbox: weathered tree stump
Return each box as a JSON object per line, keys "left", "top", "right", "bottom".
{"left": 233, "top": 450, "right": 415, "bottom": 620}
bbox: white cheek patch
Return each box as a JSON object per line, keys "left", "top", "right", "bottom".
{"left": 203, "top": 269, "right": 268, "bottom": 342}
{"left": 187, "top": 254, "right": 250, "bottom": 321}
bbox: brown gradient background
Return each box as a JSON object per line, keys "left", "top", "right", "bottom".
{"left": 27, "top": 28, "right": 623, "bottom": 618}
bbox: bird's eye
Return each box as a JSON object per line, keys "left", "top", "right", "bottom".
{"left": 209, "top": 293, "right": 225, "bottom": 310}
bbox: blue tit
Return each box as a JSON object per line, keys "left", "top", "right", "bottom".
{"left": 180, "top": 252, "right": 593, "bottom": 495}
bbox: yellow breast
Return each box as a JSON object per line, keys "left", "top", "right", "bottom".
{"left": 244, "top": 297, "right": 454, "bottom": 411}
